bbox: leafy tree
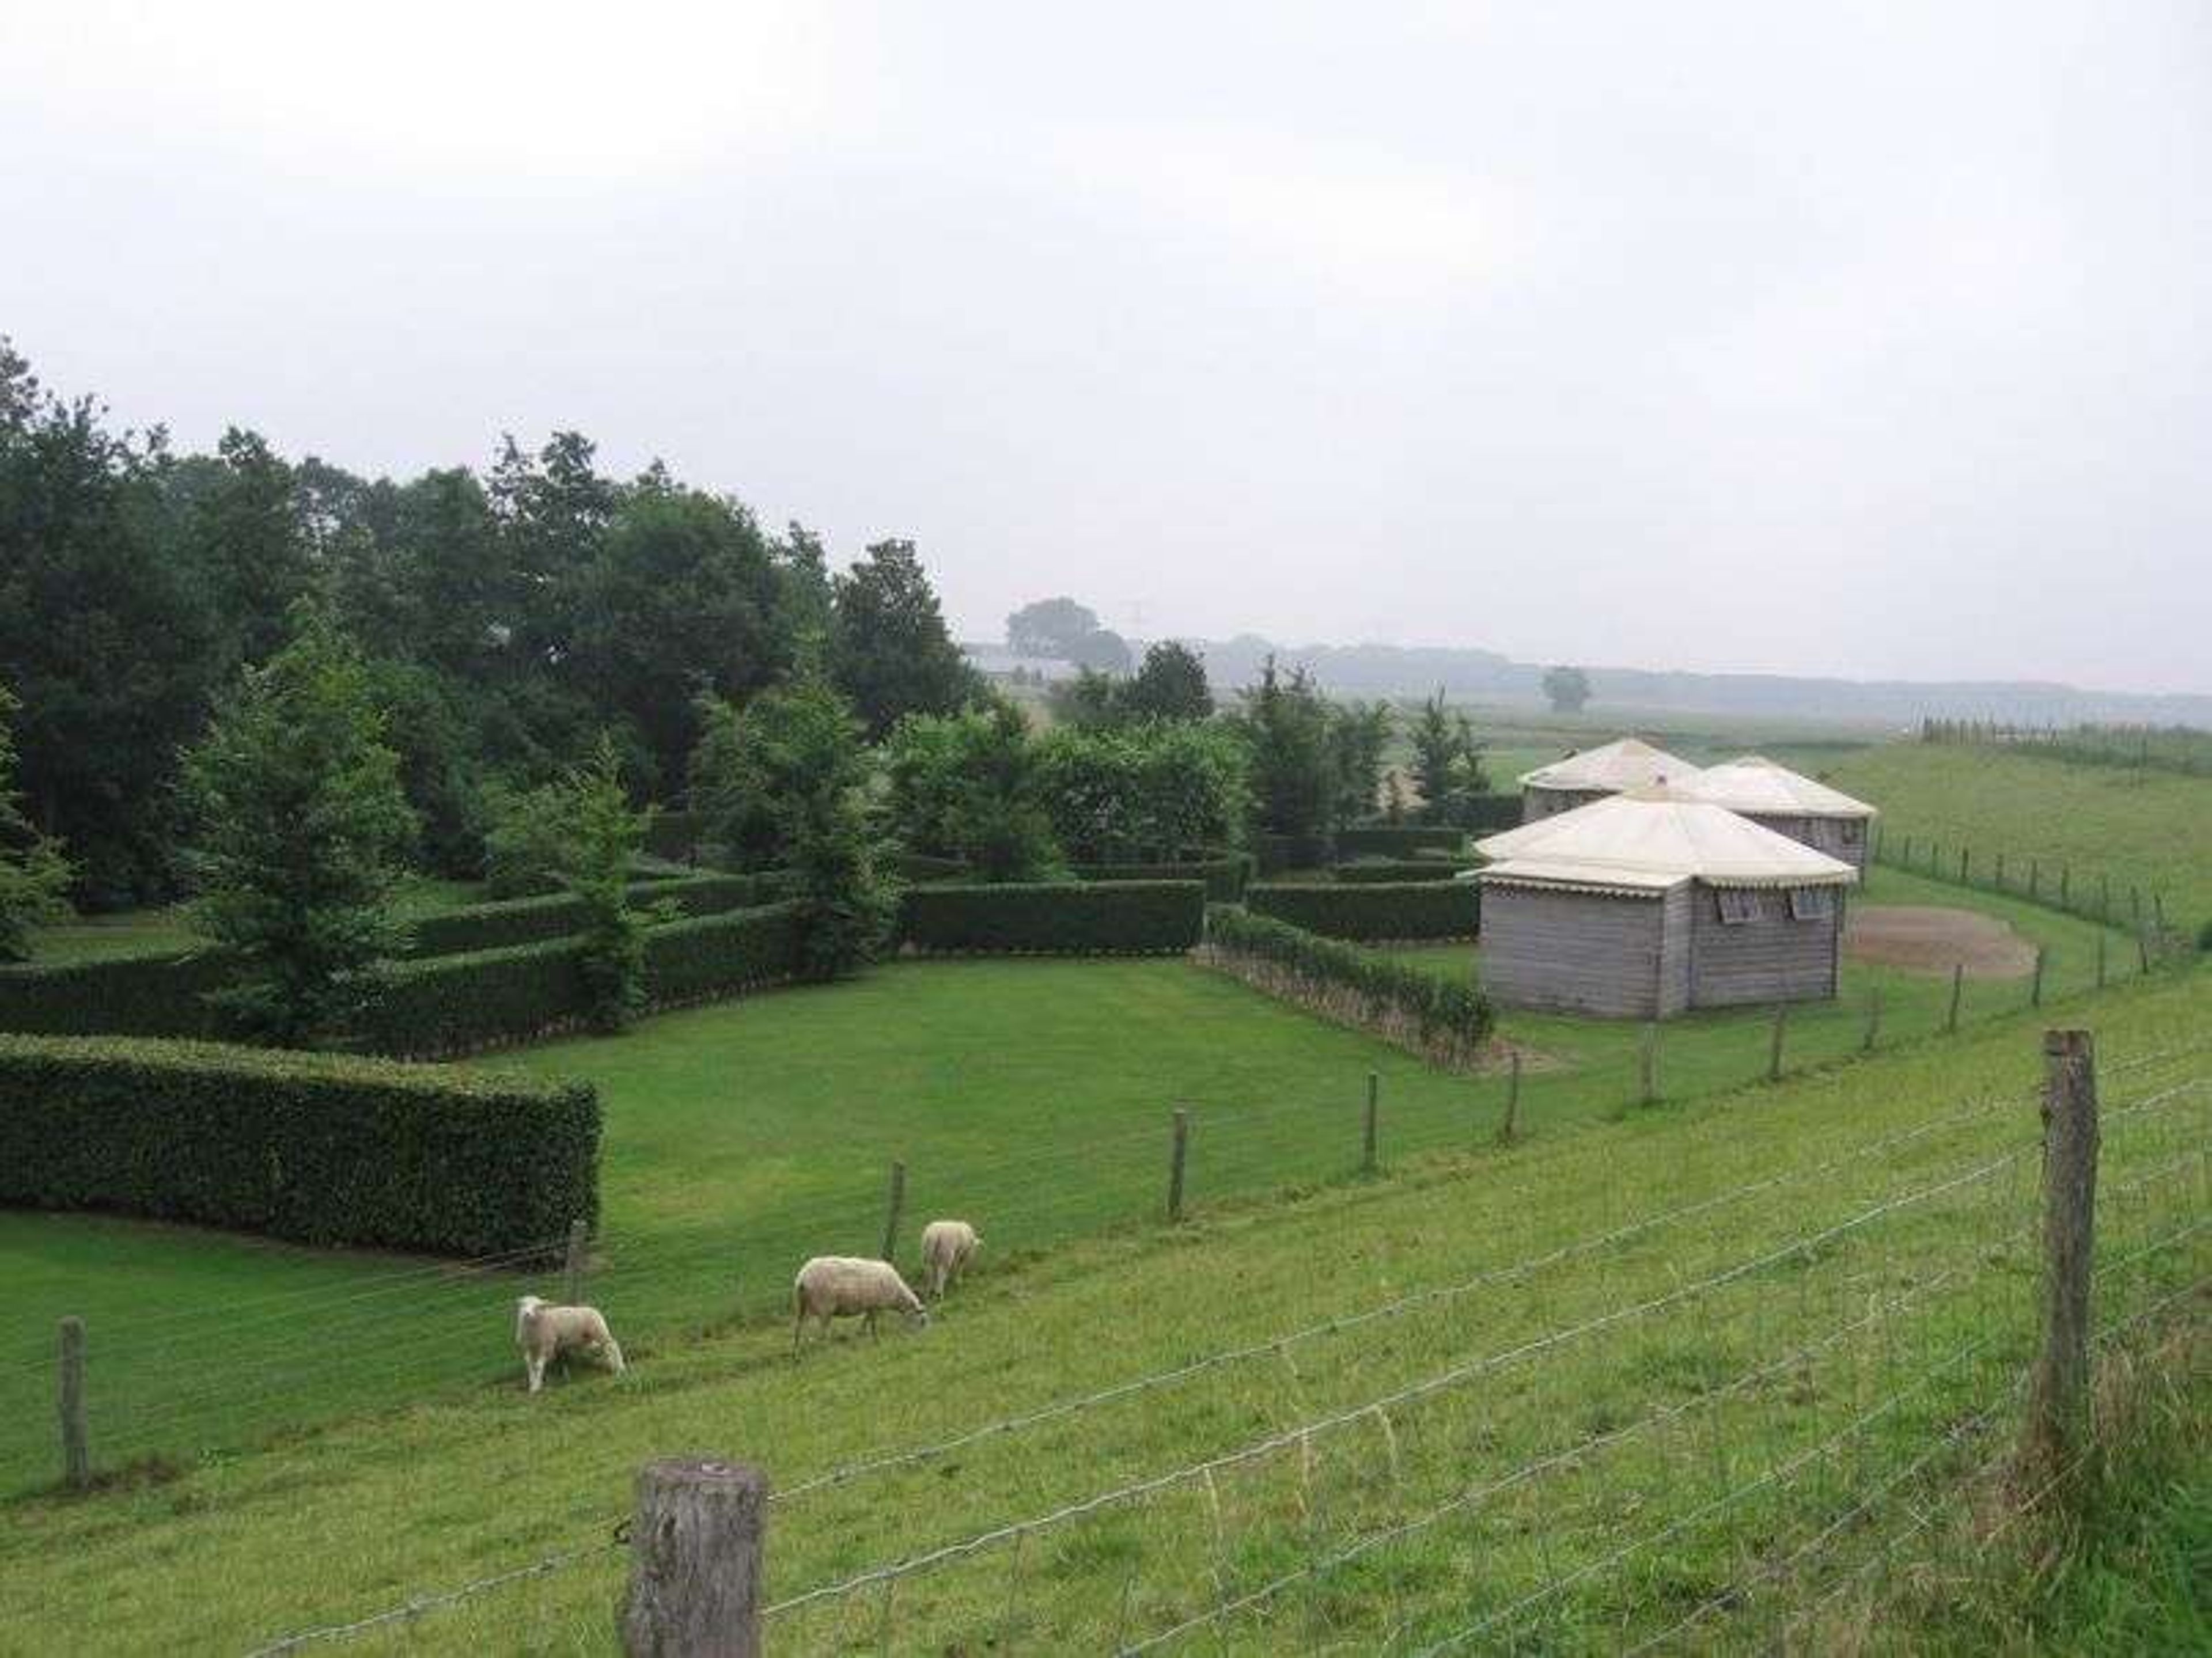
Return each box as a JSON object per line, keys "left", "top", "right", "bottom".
{"left": 1006, "top": 596, "right": 1100, "bottom": 657}
{"left": 1123, "top": 640, "right": 1214, "bottom": 722}
{"left": 1408, "top": 689, "right": 1492, "bottom": 826}
{"left": 168, "top": 427, "right": 312, "bottom": 669}
{"left": 1046, "top": 666, "right": 1127, "bottom": 731}
{"left": 1066, "top": 627, "right": 1133, "bottom": 675}
{"left": 1543, "top": 665, "right": 1592, "bottom": 714}
{"left": 1228, "top": 657, "right": 1335, "bottom": 839}
{"left": 830, "top": 539, "right": 980, "bottom": 738}
{"left": 551, "top": 737, "right": 654, "bottom": 1032}
{"left": 180, "top": 608, "right": 419, "bottom": 1045}
{"left": 1032, "top": 722, "right": 1249, "bottom": 862}
{"left": 0, "top": 681, "right": 74, "bottom": 960}
{"left": 1327, "top": 700, "right": 1395, "bottom": 824}
{"left": 691, "top": 666, "right": 893, "bottom": 978}
{"left": 885, "top": 699, "right": 1062, "bottom": 881}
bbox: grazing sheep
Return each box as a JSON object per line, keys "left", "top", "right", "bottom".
{"left": 919, "top": 1219, "right": 982, "bottom": 1300}
{"left": 792, "top": 1256, "right": 929, "bottom": 1349}
{"left": 514, "top": 1295, "right": 626, "bottom": 1394}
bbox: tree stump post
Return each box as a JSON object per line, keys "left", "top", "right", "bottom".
{"left": 1362, "top": 1072, "right": 1379, "bottom": 1175}
{"left": 1637, "top": 1023, "right": 1660, "bottom": 1106}
{"left": 58, "top": 1317, "right": 88, "bottom": 1492}
{"left": 2031, "top": 947, "right": 2046, "bottom": 1009}
{"left": 1167, "top": 1109, "right": 1190, "bottom": 1223}
{"left": 2018, "top": 1032, "right": 2099, "bottom": 1487}
{"left": 878, "top": 1161, "right": 906, "bottom": 1265}
{"left": 1945, "top": 963, "right": 1964, "bottom": 1034}
{"left": 1861, "top": 985, "right": 1882, "bottom": 1053}
{"left": 620, "top": 1457, "right": 768, "bottom": 1657}
{"left": 1766, "top": 1005, "right": 1787, "bottom": 1083}
{"left": 2096, "top": 934, "right": 2107, "bottom": 990}
{"left": 2029, "top": 859, "right": 2040, "bottom": 900}
{"left": 1497, "top": 1051, "right": 1521, "bottom": 1146}
{"left": 564, "top": 1218, "right": 590, "bottom": 1308}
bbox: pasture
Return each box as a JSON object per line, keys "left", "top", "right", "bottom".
{"left": 2, "top": 962, "right": 2204, "bottom": 1654}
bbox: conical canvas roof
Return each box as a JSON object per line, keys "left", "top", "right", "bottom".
{"left": 1476, "top": 784, "right": 1857, "bottom": 890}
{"left": 1518, "top": 737, "right": 1702, "bottom": 793}
{"left": 1688, "top": 755, "right": 1876, "bottom": 819}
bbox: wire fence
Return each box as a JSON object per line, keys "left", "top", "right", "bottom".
{"left": 209, "top": 1050, "right": 2212, "bottom": 1656}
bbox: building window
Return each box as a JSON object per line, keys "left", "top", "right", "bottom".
{"left": 1790, "top": 886, "right": 1836, "bottom": 922}
{"left": 1840, "top": 820, "right": 1863, "bottom": 846}
{"left": 1715, "top": 889, "right": 1761, "bottom": 926}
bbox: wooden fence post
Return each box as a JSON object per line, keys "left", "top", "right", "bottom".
{"left": 1995, "top": 852, "right": 2006, "bottom": 890}
{"left": 1959, "top": 847, "right": 1971, "bottom": 885}
{"left": 2018, "top": 1031, "right": 2098, "bottom": 1486}
{"left": 2099, "top": 874, "right": 2111, "bottom": 922}
{"left": 2031, "top": 947, "right": 2046, "bottom": 1009}
{"left": 2154, "top": 893, "right": 2166, "bottom": 931}
{"left": 58, "top": 1317, "right": 88, "bottom": 1492}
{"left": 1638, "top": 1023, "right": 1660, "bottom": 1106}
{"left": 2137, "top": 929, "right": 2151, "bottom": 974}
{"left": 1900, "top": 834, "right": 1912, "bottom": 868}
{"left": 2059, "top": 866, "right": 2071, "bottom": 908}
{"left": 2129, "top": 886, "right": 2141, "bottom": 925}
{"left": 564, "top": 1218, "right": 589, "bottom": 1308}
{"left": 879, "top": 1160, "right": 906, "bottom": 1264}
{"left": 1945, "top": 963, "right": 1964, "bottom": 1034}
{"left": 620, "top": 1456, "right": 768, "bottom": 1657}
{"left": 1362, "top": 1072, "right": 1380, "bottom": 1175}
{"left": 2095, "top": 935, "right": 2107, "bottom": 990}
{"left": 2029, "top": 859, "right": 2040, "bottom": 900}
{"left": 1766, "top": 1005, "right": 1787, "bottom": 1083}
{"left": 1497, "top": 1052, "right": 1521, "bottom": 1146}
{"left": 1861, "top": 985, "right": 1882, "bottom": 1053}
{"left": 1167, "top": 1109, "right": 1190, "bottom": 1222}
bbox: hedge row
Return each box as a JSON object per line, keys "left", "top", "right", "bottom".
{"left": 361, "top": 900, "right": 808, "bottom": 1057}
{"left": 893, "top": 851, "right": 975, "bottom": 883}
{"left": 0, "top": 1034, "right": 599, "bottom": 1257}
{"left": 643, "top": 808, "right": 709, "bottom": 864}
{"left": 1252, "top": 833, "right": 1335, "bottom": 876}
{"left": 0, "top": 950, "right": 233, "bottom": 1039}
{"left": 1334, "top": 825, "right": 1468, "bottom": 857}
{"left": 1247, "top": 880, "right": 1481, "bottom": 940}
{"left": 1332, "top": 858, "right": 1471, "bottom": 885}
{"left": 898, "top": 882, "right": 1205, "bottom": 955}
{"left": 1069, "top": 851, "right": 1251, "bottom": 903}
{"left": 404, "top": 872, "right": 784, "bottom": 958}
{"left": 1202, "top": 906, "right": 1494, "bottom": 1060}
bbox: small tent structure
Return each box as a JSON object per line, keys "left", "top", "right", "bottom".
{"left": 1687, "top": 756, "right": 1877, "bottom": 871}
{"left": 1475, "top": 785, "right": 1857, "bottom": 1019}
{"left": 1517, "top": 737, "right": 1702, "bottom": 822}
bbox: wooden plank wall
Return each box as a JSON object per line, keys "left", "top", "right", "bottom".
{"left": 1685, "top": 883, "right": 1840, "bottom": 1007}
{"left": 1479, "top": 884, "right": 1667, "bottom": 1017}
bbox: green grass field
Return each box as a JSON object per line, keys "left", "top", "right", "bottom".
{"left": 0, "top": 866, "right": 2142, "bottom": 1499}
{"left": 3, "top": 959, "right": 2203, "bottom": 1655}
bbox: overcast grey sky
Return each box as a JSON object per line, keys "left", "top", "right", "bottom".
{"left": 5, "top": 2, "right": 2207, "bottom": 692}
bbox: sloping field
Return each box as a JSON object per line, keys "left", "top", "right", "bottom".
{"left": 3, "top": 966, "right": 2205, "bottom": 1655}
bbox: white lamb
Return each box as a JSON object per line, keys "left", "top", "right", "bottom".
{"left": 919, "top": 1219, "right": 982, "bottom": 1300}
{"left": 791, "top": 1256, "right": 929, "bottom": 1349}
{"left": 514, "top": 1295, "right": 627, "bottom": 1394}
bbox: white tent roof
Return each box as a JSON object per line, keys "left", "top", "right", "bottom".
{"left": 1688, "top": 755, "right": 1877, "bottom": 819}
{"left": 1518, "top": 737, "right": 1703, "bottom": 794}
{"left": 1476, "top": 784, "right": 1858, "bottom": 891}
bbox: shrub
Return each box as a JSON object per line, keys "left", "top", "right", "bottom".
{"left": 643, "top": 901, "right": 808, "bottom": 1005}
{"left": 644, "top": 808, "right": 707, "bottom": 864}
{"left": 1069, "top": 851, "right": 1251, "bottom": 902}
{"left": 0, "top": 1034, "right": 599, "bottom": 1257}
{"left": 1335, "top": 825, "right": 1469, "bottom": 858}
{"left": 1247, "top": 880, "right": 1480, "bottom": 941}
{"left": 1031, "top": 722, "right": 1251, "bottom": 863}
{"left": 0, "top": 951, "right": 233, "bottom": 1038}
{"left": 893, "top": 851, "right": 973, "bottom": 883}
{"left": 1332, "top": 859, "right": 1469, "bottom": 884}
{"left": 404, "top": 872, "right": 782, "bottom": 958}
{"left": 898, "top": 882, "right": 1204, "bottom": 955}
{"left": 1252, "top": 832, "right": 1335, "bottom": 875}
{"left": 1201, "top": 906, "right": 1493, "bottom": 1064}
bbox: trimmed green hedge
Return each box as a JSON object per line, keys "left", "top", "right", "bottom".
{"left": 894, "top": 851, "right": 975, "bottom": 883}
{"left": 362, "top": 900, "right": 808, "bottom": 1057}
{"left": 1252, "top": 833, "right": 1335, "bottom": 875}
{"left": 0, "top": 951, "right": 233, "bottom": 1039}
{"left": 1247, "top": 880, "right": 1481, "bottom": 941}
{"left": 1204, "top": 905, "right": 1493, "bottom": 1053}
{"left": 0, "top": 1034, "right": 599, "bottom": 1257}
{"left": 899, "top": 882, "right": 1205, "bottom": 955}
{"left": 404, "top": 872, "right": 782, "bottom": 958}
{"left": 644, "top": 808, "right": 709, "bottom": 864}
{"left": 1070, "top": 850, "right": 1251, "bottom": 903}
{"left": 1332, "top": 858, "right": 1470, "bottom": 885}
{"left": 1334, "top": 825, "right": 1468, "bottom": 858}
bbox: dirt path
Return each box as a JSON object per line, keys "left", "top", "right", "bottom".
{"left": 1844, "top": 905, "right": 2039, "bottom": 978}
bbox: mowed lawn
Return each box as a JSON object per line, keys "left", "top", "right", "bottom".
{"left": 2, "top": 966, "right": 2205, "bottom": 1656}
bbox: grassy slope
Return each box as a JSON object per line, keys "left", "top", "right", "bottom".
{"left": 0, "top": 868, "right": 2140, "bottom": 1494}
{"left": 2, "top": 965, "right": 2203, "bottom": 1655}
{"left": 1813, "top": 742, "right": 2212, "bottom": 936}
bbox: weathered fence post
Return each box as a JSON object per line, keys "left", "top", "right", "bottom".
{"left": 2099, "top": 874, "right": 2111, "bottom": 922}
{"left": 1900, "top": 834, "right": 1913, "bottom": 868}
{"left": 58, "top": 1317, "right": 88, "bottom": 1492}
{"left": 2095, "top": 934, "right": 2108, "bottom": 990}
{"left": 2137, "top": 929, "right": 2151, "bottom": 974}
{"left": 2129, "top": 886, "right": 2141, "bottom": 925}
{"left": 1638, "top": 1023, "right": 1660, "bottom": 1106}
{"left": 1497, "top": 1051, "right": 1522, "bottom": 1146}
{"left": 620, "top": 1456, "right": 768, "bottom": 1657}
{"left": 2018, "top": 1031, "right": 2098, "bottom": 1486}
{"left": 2059, "top": 866, "right": 2071, "bottom": 908}
{"left": 2029, "top": 859, "right": 2040, "bottom": 900}
{"left": 1959, "top": 847, "right": 1971, "bottom": 885}
{"left": 2154, "top": 893, "right": 2166, "bottom": 931}
{"left": 564, "top": 1218, "right": 590, "bottom": 1308}
{"left": 1362, "top": 1072, "right": 1380, "bottom": 1175}
{"left": 1995, "top": 852, "right": 2006, "bottom": 890}
{"left": 1861, "top": 985, "right": 1883, "bottom": 1053}
{"left": 1766, "top": 1005, "right": 1787, "bottom": 1083}
{"left": 1945, "top": 963, "right": 1964, "bottom": 1034}
{"left": 2031, "top": 947, "right": 2046, "bottom": 1009}
{"left": 879, "top": 1160, "right": 906, "bottom": 1264}
{"left": 1167, "top": 1109, "right": 1190, "bottom": 1222}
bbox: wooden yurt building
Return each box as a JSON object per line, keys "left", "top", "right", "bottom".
{"left": 1517, "top": 737, "right": 1702, "bottom": 823}
{"left": 1687, "top": 756, "right": 1877, "bottom": 871}
{"left": 1474, "top": 786, "right": 1857, "bottom": 1019}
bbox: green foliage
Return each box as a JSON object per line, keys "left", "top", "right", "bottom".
{"left": 1046, "top": 666, "right": 1126, "bottom": 731}
{"left": 180, "top": 609, "right": 419, "bottom": 1045}
{"left": 1327, "top": 700, "right": 1395, "bottom": 825}
{"left": 1204, "top": 904, "right": 1494, "bottom": 1049}
{"left": 1246, "top": 879, "right": 1482, "bottom": 941}
{"left": 1069, "top": 851, "right": 1251, "bottom": 902}
{"left": 1066, "top": 627, "right": 1132, "bottom": 674}
{"left": 1331, "top": 858, "right": 1468, "bottom": 883}
{"left": 1005, "top": 596, "right": 1100, "bottom": 657}
{"left": 643, "top": 809, "right": 707, "bottom": 864}
{"left": 885, "top": 700, "right": 1063, "bottom": 882}
{"left": 1032, "top": 722, "right": 1251, "bottom": 862}
{"left": 0, "top": 950, "right": 233, "bottom": 1038}
{"left": 407, "top": 872, "right": 781, "bottom": 958}
{"left": 0, "top": 682, "right": 73, "bottom": 960}
{"left": 0, "top": 1033, "right": 599, "bottom": 1256}
{"left": 1334, "top": 825, "right": 1470, "bottom": 858}
{"left": 898, "top": 882, "right": 1205, "bottom": 954}
{"left": 1251, "top": 832, "right": 1335, "bottom": 875}
{"left": 1408, "top": 690, "right": 1492, "bottom": 826}
{"left": 830, "top": 538, "right": 981, "bottom": 738}
{"left": 480, "top": 777, "right": 574, "bottom": 897}
{"left": 554, "top": 738, "right": 654, "bottom": 1032}
{"left": 1543, "top": 664, "right": 1592, "bottom": 713}
{"left": 1229, "top": 655, "right": 1336, "bottom": 839}
{"left": 1124, "top": 640, "right": 1215, "bottom": 722}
